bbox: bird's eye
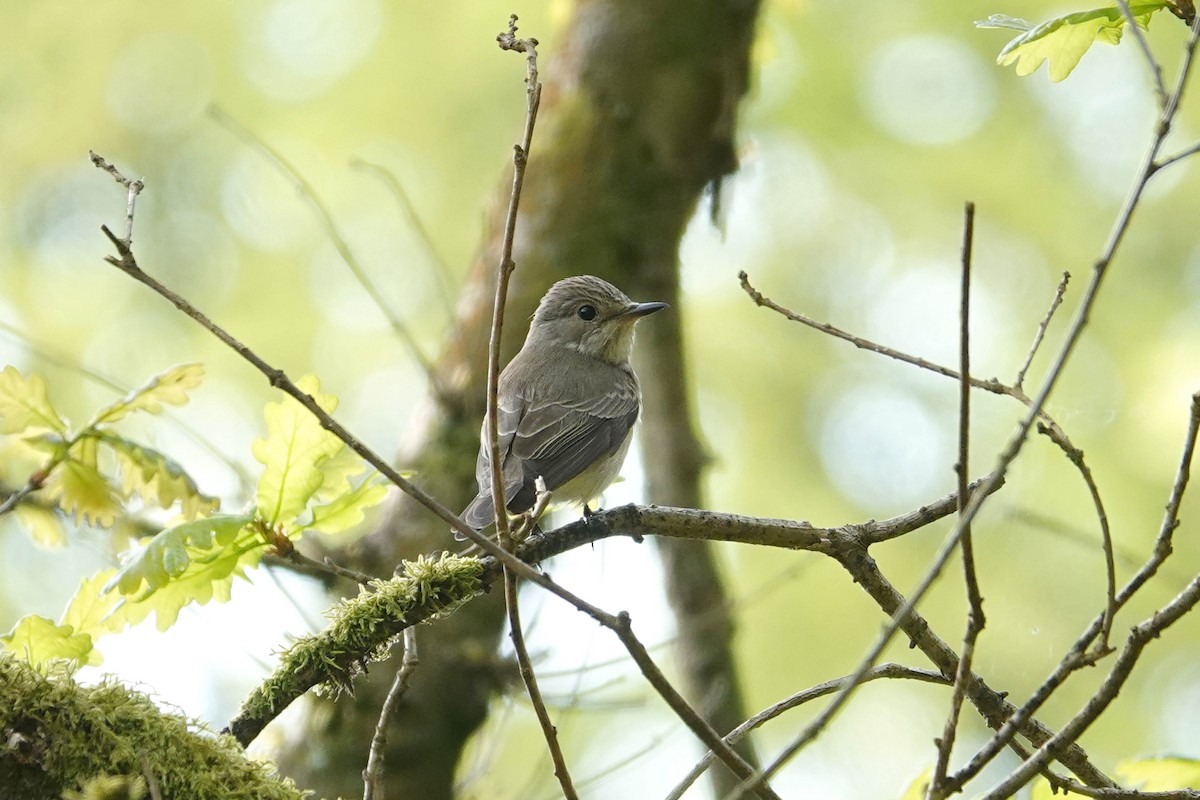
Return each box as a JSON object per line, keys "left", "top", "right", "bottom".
{"left": 577, "top": 304, "right": 597, "bottom": 321}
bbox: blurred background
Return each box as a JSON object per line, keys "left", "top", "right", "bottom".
{"left": 3, "top": 1, "right": 1200, "bottom": 798}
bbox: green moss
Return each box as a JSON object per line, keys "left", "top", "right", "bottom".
{"left": 236, "top": 553, "right": 484, "bottom": 727}
{"left": 0, "top": 655, "right": 308, "bottom": 800}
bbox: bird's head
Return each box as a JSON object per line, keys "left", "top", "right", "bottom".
{"left": 526, "top": 275, "right": 668, "bottom": 364}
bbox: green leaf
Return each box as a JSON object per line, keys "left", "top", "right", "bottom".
{"left": 13, "top": 504, "right": 67, "bottom": 547}
{"left": 62, "top": 571, "right": 126, "bottom": 637}
{"left": 106, "top": 513, "right": 255, "bottom": 595}
{"left": 104, "top": 513, "right": 263, "bottom": 631}
{"left": 101, "top": 433, "right": 219, "bottom": 520}
{"left": 88, "top": 363, "right": 205, "bottom": 426}
{"left": 1117, "top": 756, "right": 1200, "bottom": 789}
{"left": 252, "top": 375, "right": 343, "bottom": 528}
{"left": 0, "top": 365, "right": 67, "bottom": 434}
{"left": 312, "top": 447, "right": 370, "bottom": 503}
{"left": 300, "top": 474, "right": 388, "bottom": 536}
{"left": 978, "top": 3, "right": 1169, "bottom": 81}
{"left": 1, "top": 615, "right": 97, "bottom": 667}
{"left": 44, "top": 456, "right": 120, "bottom": 528}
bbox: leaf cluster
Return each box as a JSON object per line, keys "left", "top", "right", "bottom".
{"left": 0, "top": 363, "right": 217, "bottom": 537}
{"left": 978, "top": 2, "right": 1183, "bottom": 81}
{"left": 1, "top": 371, "right": 389, "bottom": 670}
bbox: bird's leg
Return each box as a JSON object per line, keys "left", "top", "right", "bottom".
{"left": 511, "top": 511, "right": 535, "bottom": 543}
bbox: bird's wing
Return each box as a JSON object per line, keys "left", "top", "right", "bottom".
{"left": 511, "top": 371, "right": 640, "bottom": 493}
{"left": 461, "top": 360, "right": 640, "bottom": 530}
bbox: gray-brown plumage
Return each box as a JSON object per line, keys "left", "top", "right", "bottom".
{"left": 461, "top": 275, "right": 667, "bottom": 531}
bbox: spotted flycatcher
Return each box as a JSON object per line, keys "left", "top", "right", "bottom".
{"left": 460, "top": 275, "right": 667, "bottom": 530}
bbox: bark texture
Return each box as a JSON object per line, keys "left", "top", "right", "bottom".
{"left": 272, "top": 1, "right": 764, "bottom": 797}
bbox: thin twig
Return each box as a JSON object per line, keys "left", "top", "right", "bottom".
{"left": 1037, "top": 422, "right": 1117, "bottom": 652}
{"left": 1014, "top": 271, "right": 1069, "bottom": 392}
{"left": 350, "top": 158, "right": 457, "bottom": 317}
{"left": 0, "top": 472, "right": 49, "bottom": 519}
{"left": 928, "top": 202, "right": 983, "bottom": 800}
{"left": 275, "top": 543, "right": 379, "bottom": 586}
{"left": 1115, "top": 0, "right": 1169, "bottom": 108}
{"left": 1154, "top": 138, "right": 1200, "bottom": 170}
{"left": 740, "top": 270, "right": 1109, "bottom": 590}
{"left": 207, "top": 106, "right": 439, "bottom": 389}
{"left": 487, "top": 11, "right": 542, "bottom": 548}
{"left": 505, "top": 555, "right": 578, "bottom": 798}
{"left": 740, "top": 270, "right": 1056, "bottom": 423}
{"left": 666, "top": 665, "right": 949, "bottom": 800}
{"left": 738, "top": 17, "right": 1200, "bottom": 790}
{"left": 1048, "top": 779, "right": 1200, "bottom": 799}
{"left": 942, "top": 392, "right": 1200, "bottom": 795}
{"left": 363, "top": 628, "right": 420, "bottom": 800}
{"left": 982, "top": 570, "right": 1200, "bottom": 799}
{"left": 614, "top": 611, "right": 777, "bottom": 800}
{"left": 488, "top": 19, "right": 576, "bottom": 798}
{"left": 89, "top": 150, "right": 142, "bottom": 244}
{"left": 256, "top": 519, "right": 381, "bottom": 585}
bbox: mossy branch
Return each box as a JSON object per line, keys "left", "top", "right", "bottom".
{"left": 226, "top": 553, "right": 485, "bottom": 745}
{"left": 0, "top": 655, "right": 304, "bottom": 800}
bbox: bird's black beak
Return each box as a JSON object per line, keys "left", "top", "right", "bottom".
{"left": 620, "top": 301, "right": 669, "bottom": 318}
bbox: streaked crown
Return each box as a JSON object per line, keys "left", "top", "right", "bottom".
{"left": 532, "top": 276, "right": 632, "bottom": 323}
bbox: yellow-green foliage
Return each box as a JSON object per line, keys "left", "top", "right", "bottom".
{"left": 978, "top": 3, "right": 1173, "bottom": 81}
{"left": 0, "top": 363, "right": 217, "bottom": 535}
{"left": 0, "top": 654, "right": 308, "bottom": 800}
{"left": 2, "top": 373, "right": 390, "bottom": 670}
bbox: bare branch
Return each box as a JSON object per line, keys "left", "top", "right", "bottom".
{"left": 267, "top": 537, "right": 381, "bottom": 587}
{"left": 1115, "top": 0, "right": 1169, "bottom": 108}
{"left": 666, "top": 665, "right": 949, "bottom": 800}
{"left": 929, "top": 201, "right": 983, "bottom": 800}
{"left": 505, "top": 563, "right": 578, "bottom": 799}
{"left": 1154, "top": 138, "right": 1200, "bottom": 170}
{"left": 1047, "top": 779, "right": 1200, "bottom": 799}
{"left": 486, "top": 12, "right": 542, "bottom": 546}
{"left": 207, "top": 106, "right": 439, "bottom": 387}
{"left": 943, "top": 392, "right": 1200, "bottom": 794}
{"left": 0, "top": 449, "right": 71, "bottom": 520}
{"left": 982, "top": 571, "right": 1200, "bottom": 799}
{"left": 1037, "top": 422, "right": 1117, "bottom": 651}
{"left": 485, "top": 23, "right": 576, "bottom": 796}
{"left": 350, "top": 158, "right": 457, "bottom": 318}
{"left": 1014, "top": 271, "right": 1069, "bottom": 391}
{"left": 362, "top": 628, "right": 419, "bottom": 800}
{"left": 89, "top": 150, "right": 143, "bottom": 245}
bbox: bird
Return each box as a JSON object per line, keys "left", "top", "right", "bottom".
{"left": 459, "top": 275, "right": 667, "bottom": 532}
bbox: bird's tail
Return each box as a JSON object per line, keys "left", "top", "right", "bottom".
{"left": 455, "top": 493, "right": 494, "bottom": 539}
